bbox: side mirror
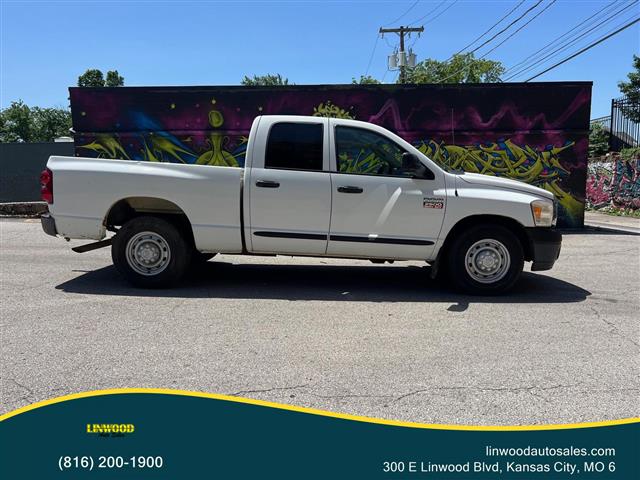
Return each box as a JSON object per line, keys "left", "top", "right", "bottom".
{"left": 401, "top": 152, "right": 419, "bottom": 171}
{"left": 402, "top": 152, "right": 434, "bottom": 180}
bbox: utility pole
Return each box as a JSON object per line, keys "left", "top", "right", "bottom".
{"left": 379, "top": 25, "right": 424, "bottom": 84}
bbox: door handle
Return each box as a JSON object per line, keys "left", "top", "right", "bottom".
{"left": 337, "top": 186, "right": 363, "bottom": 194}
{"left": 256, "top": 180, "right": 280, "bottom": 188}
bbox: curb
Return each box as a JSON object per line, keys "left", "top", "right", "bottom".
{"left": 0, "top": 202, "right": 48, "bottom": 218}
{"left": 583, "top": 222, "right": 640, "bottom": 236}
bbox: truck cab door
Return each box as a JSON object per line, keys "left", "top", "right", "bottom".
{"left": 245, "top": 117, "right": 331, "bottom": 255}
{"left": 327, "top": 121, "right": 446, "bottom": 260}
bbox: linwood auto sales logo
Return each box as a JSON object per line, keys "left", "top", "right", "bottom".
{"left": 86, "top": 423, "right": 135, "bottom": 437}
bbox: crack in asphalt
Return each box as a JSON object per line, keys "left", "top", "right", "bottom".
{"left": 8, "top": 378, "right": 34, "bottom": 402}
{"left": 590, "top": 304, "right": 640, "bottom": 348}
{"left": 229, "top": 384, "right": 310, "bottom": 396}
{"left": 308, "top": 392, "right": 395, "bottom": 400}
{"left": 393, "top": 384, "right": 583, "bottom": 403}
{"left": 240, "top": 384, "right": 591, "bottom": 404}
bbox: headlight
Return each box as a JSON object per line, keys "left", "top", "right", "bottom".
{"left": 531, "top": 199, "right": 555, "bottom": 227}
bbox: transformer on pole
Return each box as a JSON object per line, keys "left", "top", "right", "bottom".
{"left": 379, "top": 25, "right": 424, "bottom": 83}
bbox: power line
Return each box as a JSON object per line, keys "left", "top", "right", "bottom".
{"left": 478, "top": 0, "right": 558, "bottom": 58}
{"left": 383, "top": 0, "right": 421, "bottom": 27}
{"left": 408, "top": 29, "right": 421, "bottom": 50}
{"left": 421, "top": 0, "right": 459, "bottom": 26}
{"left": 406, "top": 0, "right": 447, "bottom": 26}
{"left": 384, "top": 34, "right": 398, "bottom": 49}
{"left": 505, "top": 1, "right": 638, "bottom": 80}
{"left": 449, "top": 0, "right": 526, "bottom": 58}
{"left": 505, "top": 1, "right": 636, "bottom": 80}
{"left": 364, "top": 35, "right": 379, "bottom": 76}
{"left": 520, "top": 12, "right": 639, "bottom": 81}
{"left": 436, "top": 0, "right": 552, "bottom": 83}
{"left": 524, "top": 16, "right": 640, "bottom": 81}
{"left": 468, "top": 0, "right": 544, "bottom": 55}
{"left": 402, "top": 0, "right": 459, "bottom": 54}
{"left": 502, "top": 0, "right": 624, "bottom": 78}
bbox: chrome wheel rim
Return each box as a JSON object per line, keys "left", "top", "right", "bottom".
{"left": 464, "top": 239, "right": 510, "bottom": 284}
{"left": 125, "top": 231, "right": 171, "bottom": 276}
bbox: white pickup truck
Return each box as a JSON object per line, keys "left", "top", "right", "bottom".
{"left": 41, "top": 115, "right": 561, "bottom": 294}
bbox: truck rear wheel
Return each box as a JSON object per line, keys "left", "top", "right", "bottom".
{"left": 446, "top": 224, "right": 524, "bottom": 295}
{"left": 112, "top": 216, "right": 192, "bottom": 288}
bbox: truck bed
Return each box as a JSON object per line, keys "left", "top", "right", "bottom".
{"left": 46, "top": 156, "right": 244, "bottom": 253}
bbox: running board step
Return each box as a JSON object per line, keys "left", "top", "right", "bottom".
{"left": 72, "top": 238, "right": 112, "bottom": 253}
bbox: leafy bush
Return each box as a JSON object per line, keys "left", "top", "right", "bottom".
{"left": 620, "top": 147, "right": 640, "bottom": 161}
{"left": 588, "top": 123, "right": 609, "bottom": 157}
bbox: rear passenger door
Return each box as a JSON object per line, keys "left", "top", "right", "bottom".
{"left": 246, "top": 117, "right": 331, "bottom": 255}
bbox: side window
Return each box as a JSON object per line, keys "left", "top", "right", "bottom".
{"left": 265, "top": 123, "right": 324, "bottom": 171}
{"left": 335, "top": 126, "right": 409, "bottom": 177}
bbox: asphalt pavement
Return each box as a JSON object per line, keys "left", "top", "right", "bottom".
{"left": 1, "top": 219, "right": 638, "bottom": 425}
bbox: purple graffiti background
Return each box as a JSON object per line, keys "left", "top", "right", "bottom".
{"left": 69, "top": 83, "right": 591, "bottom": 227}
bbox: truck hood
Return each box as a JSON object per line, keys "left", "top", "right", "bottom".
{"left": 457, "top": 173, "right": 554, "bottom": 200}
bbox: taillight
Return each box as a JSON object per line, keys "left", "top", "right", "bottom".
{"left": 40, "top": 168, "right": 53, "bottom": 204}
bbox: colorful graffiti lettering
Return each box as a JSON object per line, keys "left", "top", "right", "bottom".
{"left": 312, "top": 100, "right": 355, "bottom": 119}
{"left": 70, "top": 83, "right": 591, "bottom": 226}
{"left": 415, "top": 138, "right": 584, "bottom": 220}
{"left": 586, "top": 157, "right": 640, "bottom": 210}
{"left": 79, "top": 101, "right": 247, "bottom": 166}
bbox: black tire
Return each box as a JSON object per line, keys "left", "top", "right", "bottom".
{"left": 112, "top": 216, "right": 192, "bottom": 288}
{"left": 446, "top": 224, "right": 524, "bottom": 295}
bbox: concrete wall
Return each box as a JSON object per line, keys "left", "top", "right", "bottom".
{"left": 0, "top": 142, "right": 74, "bottom": 202}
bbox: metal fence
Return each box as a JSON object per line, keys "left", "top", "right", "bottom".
{"left": 590, "top": 115, "right": 610, "bottom": 128}
{"left": 609, "top": 96, "right": 639, "bottom": 151}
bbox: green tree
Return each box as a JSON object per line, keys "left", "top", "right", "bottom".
{"left": 404, "top": 53, "right": 505, "bottom": 84}
{"left": 105, "top": 70, "right": 125, "bottom": 87}
{"left": 78, "top": 69, "right": 105, "bottom": 87}
{"left": 588, "top": 123, "right": 609, "bottom": 157}
{"left": 241, "top": 74, "right": 289, "bottom": 86}
{"left": 0, "top": 100, "right": 71, "bottom": 142}
{"left": 618, "top": 54, "right": 640, "bottom": 122}
{"left": 78, "top": 69, "right": 125, "bottom": 87}
{"left": 352, "top": 75, "right": 381, "bottom": 84}
{"left": 0, "top": 100, "right": 32, "bottom": 142}
{"left": 31, "top": 107, "right": 73, "bottom": 141}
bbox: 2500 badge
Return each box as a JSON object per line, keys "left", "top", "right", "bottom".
{"left": 423, "top": 197, "right": 444, "bottom": 209}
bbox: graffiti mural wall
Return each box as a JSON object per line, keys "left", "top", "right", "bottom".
{"left": 69, "top": 83, "right": 591, "bottom": 227}
{"left": 586, "top": 156, "right": 640, "bottom": 210}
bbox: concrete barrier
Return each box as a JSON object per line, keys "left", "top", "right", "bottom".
{"left": 0, "top": 142, "right": 74, "bottom": 202}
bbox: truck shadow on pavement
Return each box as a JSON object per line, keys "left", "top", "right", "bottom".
{"left": 56, "top": 261, "right": 591, "bottom": 307}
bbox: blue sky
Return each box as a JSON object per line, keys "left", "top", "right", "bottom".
{"left": 1, "top": 0, "right": 638, "bottom": 117}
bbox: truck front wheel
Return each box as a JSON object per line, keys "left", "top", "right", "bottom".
{"left": 112, "top": 216, "right": 192, "bottom": 288}
{"left": 446, "top": 224, "right": 524, "bottom": 295}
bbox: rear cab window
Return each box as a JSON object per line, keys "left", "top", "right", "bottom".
{"left": 265, "top": 123, "right": 324, "bottom": 171}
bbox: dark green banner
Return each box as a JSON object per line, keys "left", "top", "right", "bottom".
{"left": 1, "top": 390, "right": 638, "bottom": 479}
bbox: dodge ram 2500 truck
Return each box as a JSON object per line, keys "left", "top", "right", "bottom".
{"left": 40, "top": 115, "right": 561, "bottom": 293}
